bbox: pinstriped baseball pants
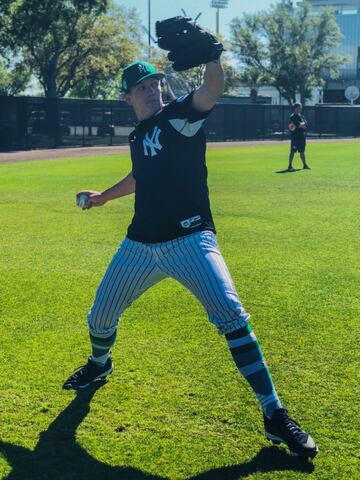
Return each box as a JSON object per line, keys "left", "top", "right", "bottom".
{"left": 87, "top": 230, "right": 250, "bottom": 336}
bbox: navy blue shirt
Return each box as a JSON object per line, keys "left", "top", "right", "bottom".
{"left": 290, "top": 112, "right": 307, "bottom": 139}
{"left": 127, "top": 92, "right": 216, "bottom": 243}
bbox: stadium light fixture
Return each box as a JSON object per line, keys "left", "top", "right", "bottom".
{"left": 210, "top": 0, "right": 229, "bottom": 35}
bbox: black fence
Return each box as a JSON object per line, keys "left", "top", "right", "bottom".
{"left": 1, "top": 95, "right": 360, "bottom": 151}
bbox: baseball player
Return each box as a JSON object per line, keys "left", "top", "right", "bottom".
{"left": 288, "top": 103, "right": 310, "bottom": 171}
{"left": 63, "top": 17, "right": 318, "bottom": 459}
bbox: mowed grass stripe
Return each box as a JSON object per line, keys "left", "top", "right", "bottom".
{"left": 0, "top": 142, "right": 359, "bottom": 479}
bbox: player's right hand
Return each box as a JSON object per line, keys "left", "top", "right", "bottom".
{"left": 76, "top": 190, "right": 107, "bottom": 210}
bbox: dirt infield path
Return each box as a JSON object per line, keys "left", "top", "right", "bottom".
{"left": 0, "top": 138, "right": 358, "bottom": 164}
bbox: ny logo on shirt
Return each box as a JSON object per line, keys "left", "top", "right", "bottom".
{"left": 143, "top": 126, "right": 163, "bottom": 157}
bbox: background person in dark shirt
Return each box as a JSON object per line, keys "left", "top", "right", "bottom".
{"left": 63, "top": 56, "right": 317, "bottom": 458}
{"left": 288, "top": 103, "right": 310, "bottom": 171}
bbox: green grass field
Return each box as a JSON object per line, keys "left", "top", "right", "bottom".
{"left": 0, "top": 142, "right": 359, "bottom": 480}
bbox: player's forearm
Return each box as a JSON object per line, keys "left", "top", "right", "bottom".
{"left": 193, "top": 59, "right": 224, "bottom": 111}
{"left": 101, "top": 172, "right": 135, "bottom": 203}
{"left": 202, "top": 60, "right": 224, "bottom": 101}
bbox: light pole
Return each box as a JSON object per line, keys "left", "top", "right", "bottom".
{"left": 148, "top": 0, "right": 151, "bottom": 60}
{"left": 210, "top": 0, "right": 229, "bottom": 36}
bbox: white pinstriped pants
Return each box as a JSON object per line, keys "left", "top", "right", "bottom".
{"left": 87, "top": 230, "right": 250, "bottom": 336}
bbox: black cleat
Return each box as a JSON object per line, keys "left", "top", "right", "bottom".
{"left": 63, "top": 356, "right": 113, "bottom": 390}
{"left": 264, "top": 409, "right": 318, "bottom": 459}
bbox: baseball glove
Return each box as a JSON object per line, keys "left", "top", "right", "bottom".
{"left": 155, "top": 16, "right": 224, "bottom": 71}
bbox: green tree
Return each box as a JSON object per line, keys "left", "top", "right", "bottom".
{"left": 239, "top": 68, "right": 270, "bottom": 103}
{"left": 222, "top": 60, "right": 242, "bottom": 95}
{"left": 68, "top": 6, "right": 143, "bottom": 99}
{"left": 0, "top": 56, "right": 30, "bottom": 96}
{"left": 0, "top": 0, "right": 140, "bottom": 98}
{"left": 230, "top": 1, "right": 348, "bottom": 105}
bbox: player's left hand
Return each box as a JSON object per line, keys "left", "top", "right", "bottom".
{"left": 155, "top": 16, "right": 224, "bottom": 71}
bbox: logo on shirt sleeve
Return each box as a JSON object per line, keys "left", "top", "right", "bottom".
{"left": 143, "top": 126, "right": 162, "bottom": 157}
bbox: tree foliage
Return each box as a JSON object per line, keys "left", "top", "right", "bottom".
{"left": 152, "top": 51, "right": 241, "bottom": 99}
{"left": 230, "top": 1, "right": 348, "bottom": 105}
{"left": 68, "top": 6, "right": 143, "bottom": 99}
{"left": 0, "top": 56, "right": 30, "bottom": 96}
{"left": 0, "top": 0, "right": 141, "bottom": 98}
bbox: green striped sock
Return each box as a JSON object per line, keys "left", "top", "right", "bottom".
{"left": 225, "top": 324, "right": 282, "bottom": 419}
{"left": 89, "top": 328, "right": 117, "bottom": 367}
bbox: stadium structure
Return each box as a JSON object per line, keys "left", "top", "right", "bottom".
{"left": 309, "top": 0, "right": 360, "bottom": 103}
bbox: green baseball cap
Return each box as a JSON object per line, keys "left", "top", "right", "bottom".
{"left": 121, "top": 61, "right": 165, "bottom": 92}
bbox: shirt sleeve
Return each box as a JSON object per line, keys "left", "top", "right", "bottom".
{"left": 163, "top": 91, "right": 214, "bottom": 137}
{"left": 166, "top": 91, "right": 214, "bottom": 122}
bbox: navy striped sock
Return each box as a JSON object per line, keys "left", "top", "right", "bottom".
{"left": 225, "top": 324, "right": 282, "bottom": 418}
{"left": 89, "top": 329, "right": 117, "bottom": 366}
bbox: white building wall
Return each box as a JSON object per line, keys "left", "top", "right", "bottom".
{"left": 235, "top": 86, "right": 324, "bottom": 106}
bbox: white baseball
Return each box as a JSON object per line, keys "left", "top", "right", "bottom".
{"left": 77, "top": 193, "right": 89, "bottom": 209}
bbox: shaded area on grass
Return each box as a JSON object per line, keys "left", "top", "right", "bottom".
{"left": 0, "top": 382, "right": 166, "bottom": 480}
{"left": 189, "top": 448, "right": 314, "bottom": 479}
{"left": 275, "top": 168, "right": 303, "bottom": 174}
{"left": 0, "top": 382, "right": 314, "bottom": 480}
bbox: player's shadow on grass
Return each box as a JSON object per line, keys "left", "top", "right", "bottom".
{"left": 0, "top": 382, "right": 167, "bottom": 480}
{"left": 275, "top": 168, "right": 302, "bottom": 174}
{"left": 188, "top": 447, "right": 314, "bottom": 479}
{"left": 0, "top": 382, "right": 314, "bottom": 480}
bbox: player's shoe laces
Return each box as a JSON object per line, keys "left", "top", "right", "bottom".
{"left": 264, "top": 408, "right": 318, "bottom": 458}
{"left": 63, "top": 356, "right": 113, "bottom": 390}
